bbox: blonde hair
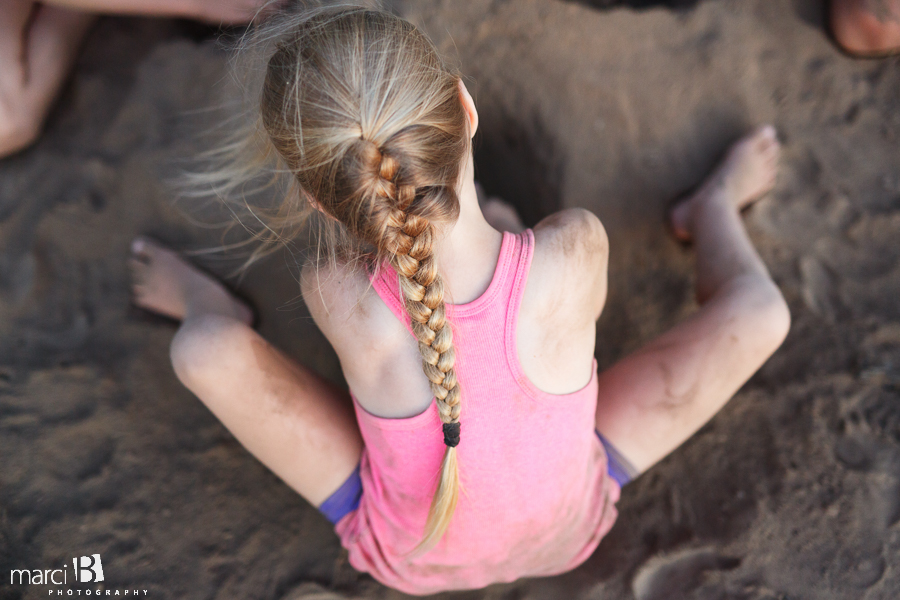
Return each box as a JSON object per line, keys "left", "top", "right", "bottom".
{"left": 201, "top": 6, "right": 470, "bottom": 551}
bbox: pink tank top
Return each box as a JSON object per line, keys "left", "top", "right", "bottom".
{"left": 335, "top": 230, "right": 620, "bottom": 595}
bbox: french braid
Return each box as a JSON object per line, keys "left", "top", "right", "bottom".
{"left": 357, "top": 139, "right": 462, "bottom": 551}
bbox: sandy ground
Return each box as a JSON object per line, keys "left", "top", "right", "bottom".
{"left": 1, "top": 0, "right": 899, "bottom": 598}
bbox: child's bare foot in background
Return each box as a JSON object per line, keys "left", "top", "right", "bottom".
{"left": 130, "top": 238, "right": 253, "bottom": 324}
{"left": 831, "top": 0, "right": 900, "bottom": 57}
{"left": 482, "top": 198, "right": 525, "bottom": 234}
{"left": 475, "top": 183, "right": 526, "bottom": 233}
{"left": 670, "top": 126, "right": 780, "bottom": 242}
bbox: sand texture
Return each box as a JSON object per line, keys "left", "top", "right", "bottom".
{"left": 2, "top": 0, "right": 900, "bottom": 598}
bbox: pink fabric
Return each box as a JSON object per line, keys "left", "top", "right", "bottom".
{"left": 334, "top": 230, "right": 620, "bottom": 595}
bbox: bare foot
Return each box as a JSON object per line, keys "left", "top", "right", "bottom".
{"left": 670, "top": 126, "right": 780, "bottom": 241}
{"left": 831, "top": 0, "right": 900, "bottom": 57}
{"left": 130, "top": 237, "right": 253, "bottom": 324}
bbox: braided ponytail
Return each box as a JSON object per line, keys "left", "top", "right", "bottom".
{"left": 253, "top": 7, "right": 471, "bottom": 551}
{"left": 357, "top": 139, "right": 462, "bottom": 551}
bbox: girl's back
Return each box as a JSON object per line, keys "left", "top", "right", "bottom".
{"left": 303, "top": 211, "right": 619, "bottom": 594}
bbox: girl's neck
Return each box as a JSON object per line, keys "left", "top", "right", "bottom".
{"left": 434, "top": 158, "right": 504, "bottom": 305}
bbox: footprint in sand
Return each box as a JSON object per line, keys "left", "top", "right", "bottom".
{"left": 279, "top": 582, "right": 353, "bottom": 600}
{"left": 799, "top": 255, "right": 843, "bottom": 322}
{"left": 632, "top": 547, "right": 740, "bottom": 600}
{"left": 834, "top": 431, "right": 900, "bottom": 529}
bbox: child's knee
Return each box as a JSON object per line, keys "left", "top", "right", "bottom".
{"left": 718, "top": 276, "right": 791, "bottom": 357}
{"left": 761, "top": 287, "right": 791, "bottom": 352}
{"left": 170, "top": 315, "right": 255, "bottom": 387}
{"left": 743, "top": 281, "right": 791, "bottom": 356}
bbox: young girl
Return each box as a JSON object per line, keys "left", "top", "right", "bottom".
{"left": 130, "top": 7, "right": 790, "bottom": 595}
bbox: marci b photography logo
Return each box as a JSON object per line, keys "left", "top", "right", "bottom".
{"left": 73, "top": 555, "right": 104, "bottom": 583}
{"left": 9, "top": 554, "right": 149, "bottom": 596}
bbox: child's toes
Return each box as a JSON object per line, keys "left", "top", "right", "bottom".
{"left": 668, "top": 199, "right": 694, "bottom": 242}
{"left": 482, "top": 198, "right": 525, "bottom": 233}
{"left": 129, "top": 256, "right": 146, "bottom": 279}
{"left": 130, "top": 280, "right": 148, "bottom": 307}
{"left": 131, "top": 237, "right": 154, "bottom": 261}
{"left": 758, "top": 124, "right": 777, "bottom": 140}
{"left": 753, "top": 127, "right": 777, "bottom": 151}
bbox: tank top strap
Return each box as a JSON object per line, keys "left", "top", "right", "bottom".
{"left": 504, "top": 228, "right": 536, "bottom": 327}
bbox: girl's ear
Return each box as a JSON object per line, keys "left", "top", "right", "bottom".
{"left": 458, "top": 79, "right": 478, "bottom": 138}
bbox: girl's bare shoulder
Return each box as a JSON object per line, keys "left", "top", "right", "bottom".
{"left": 301, "top": 257, "right": 428, "bottom": 409}
{"left": 533, "top": 208, "right": 609, "bottom": 259}
{"left": 528, "top": 208, "right": 609, "bottom": 322}
{"left": 300, "top": 259, "right": 407, "bottom": 354}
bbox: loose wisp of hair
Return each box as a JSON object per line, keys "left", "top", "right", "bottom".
{"left": 182, "top": 3, "right": 471, "bottom": 553}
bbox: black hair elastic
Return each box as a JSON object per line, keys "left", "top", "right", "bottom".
{"left": 442, "top": 422, "right": 461, "bottom": 448}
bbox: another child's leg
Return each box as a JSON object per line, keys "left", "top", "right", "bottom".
{"left": 0, "top": 0, "right": 269, "bottom": 159}
{"left": 594, "top": 126, "right": 790, "bottom": 473}
{"left": 43, "top": 0, "right": 271, "bottom": 25}
{"left": 130, "top": 238, "right": 363, "bottom": 506}
{"left": 0, "top": 1, "right": 95, "bottom": 158}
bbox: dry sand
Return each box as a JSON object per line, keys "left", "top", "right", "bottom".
{"left": 2, "top": 0, "right": 900, "bottom": 598}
